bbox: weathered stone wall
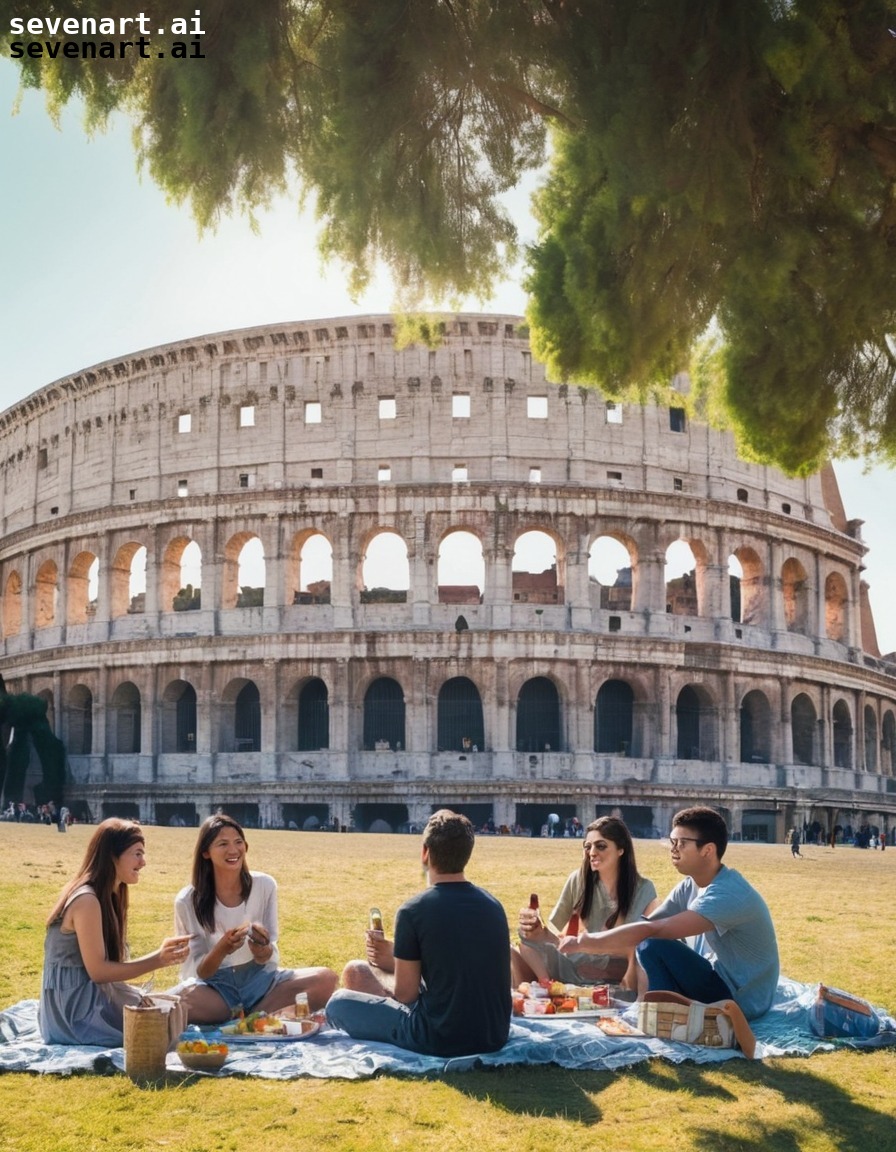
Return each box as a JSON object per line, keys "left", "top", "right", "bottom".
{"left": 1, "top": 314, "right": 894, "bottom": 838}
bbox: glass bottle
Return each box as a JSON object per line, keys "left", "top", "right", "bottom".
{"left": 369, "top": 907, "right": 384, "bottom": 933}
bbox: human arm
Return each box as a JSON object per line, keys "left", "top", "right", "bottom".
{"left": 557, "top": 907, "right": 715, "bottom": 956}
{"left": 365, "top": 929, "right": 395, "bottom": 973}
{"left": 392, "top": 957, "right": 422, "bottom": 1005}
{"left": 617, "top": 896, "right": 662, "bottom": 988}
{"left": 67, "top": 892, "right": 190, "bottom": 984}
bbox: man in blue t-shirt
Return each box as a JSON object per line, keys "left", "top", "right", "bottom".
{"left": 559, "top": 806, "right": 779, "bottom": 1020}
{"left": 326, "top": 810, "right": 511, "bottom": 1056}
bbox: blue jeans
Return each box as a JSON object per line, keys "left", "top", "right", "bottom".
{"left": 637, "top": 939, "right": 733, "bottom": 1002}
{"left": 325, "top": 989, "right": 428, "bottom": 1053}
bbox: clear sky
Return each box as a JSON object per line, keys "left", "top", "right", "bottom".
{"left": 2, "top": 60, "right": 896, "bottom": 653}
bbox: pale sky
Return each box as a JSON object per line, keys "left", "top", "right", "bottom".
{"left": 3, "top": 61, "right": 896, "bottom": 654}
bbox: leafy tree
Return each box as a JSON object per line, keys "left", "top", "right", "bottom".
{"left": 3, "top": 0, "right": 895, "bottom": 472}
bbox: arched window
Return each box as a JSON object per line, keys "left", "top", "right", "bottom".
{"left": 740, "top": 690, "right": 771, "bottom": 763}
{"left": 512, "top": 530, "right": 562, "bottom": 604}
{"left": 589, "top": 536, "right": 633, "bottom": 610}
{"left": 161, "top": 680, "right": 197, "bottom": 753}
{"left": 437, "top": 677, "right": 484, "bottom": 751}
{"left": 68, "top": 552, "right": 98, "bottom": 625}
{"left": 235, "top": 682, "right": 261, "bottom": 751}
{"left": 65, "top": 684, "right": 93, "bottom": 755}
{"left": 289, "top": 533, "right": 333, "bottom": 604}
{"left": 35, "top": 560, "right": 58, "bottom": 628}
{"left": 791, "top": 693, "right": 817, "bottom": 765}
{"left": 832, "top": 699, "right": 852, "bottom": 769}
{"left": 363, "top": 677, "right": 406, "bottom": 750}
{"left": 111, "top": 542, "right": 147, "bottom": 618}
{"left": 109, "top": 682, "right": 141, "bottom": 754}
{"left": 664, "top": 541, "right": 700, "bottom": 616}
{"left": 3, "top": 571, "right": 22, "bottom": 636}
{"left": 594, "top": 680, "right": 633, "bottom": 754}
{"left": 728, "top": 547, "right": 763, "bottom": 626}
{"left": 361, "top": 532, "right": 409, "bottom": 603}
{"left": 437, "top": 532, "right": 484, "bottom": 604}
{"left": 782, "top": 558, "right": 809, "bottom": 634}
{"left": 223, "top": 535, "right": 265, "bottom": 609}
{"left": 676, "top": 685, "right": 713, "bottom": 760}
{"left": 298, "top": 678, "right": 329, "bottom": 750}
{"left": 825, "top": 572, "right": 848, "bottom": 642}
{"left": 516, "top": 677, "right": 561, "bottom": 752}
{"left": 882, "top": 711, "right": 896, "bottom": 776}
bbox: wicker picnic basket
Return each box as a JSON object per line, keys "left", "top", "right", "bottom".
{"left": 638, "top": 999, "right": 734, "bottom": 1047}
{"left": 123, "top": 1000, "right": 171, "bottom": 1083}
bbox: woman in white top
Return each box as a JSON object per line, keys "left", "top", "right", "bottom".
{"left": 174, "top": 813, "right": 337, "bottom": 1024}
{"left": 513, "top": 815, "right": 659, "bottom": 990}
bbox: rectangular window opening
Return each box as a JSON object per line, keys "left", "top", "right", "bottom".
{"left": 669, "top": 407, "right": 687, "bottom": 433}
{"left": 527, "top": 396, "right": 548, "bottom": 419}
{"left": 305, "top": 401, "right": 322, "bottom": 424}
{"left": 178, "top": 412, "right": 192, "bottom": 434}
{"left": 606, "top": 402, "right": 622, "bottom": 424}
{"left": 452, "top": 393, "right": 471, "bottom": 418}
{"left": 177, "top": 479, "right": 189, "bottom": 497}
{"left": 452, "top": 465, "right": 468, "bottom": 482}
{"left": 377, "top": 465, "right": 391, "bottom": 482}
{"left": 529, "top": 467, "right": 542, "bottom": 483}
{"left": 239, "top": 404, "right": 255, "bottom": 427}
{"left": 311, "top": 467, "right": 323, "bottom": 479}
{"left": 378, "top": 397, "right": 396, "bottom": 420}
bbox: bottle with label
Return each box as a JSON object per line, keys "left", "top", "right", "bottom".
{"left": 369, "top": 907, "right": 384, "bottom": 933}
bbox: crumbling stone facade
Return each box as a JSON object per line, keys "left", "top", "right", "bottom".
{"left": 1, "top": 314, "right": 894, "bottom": 841}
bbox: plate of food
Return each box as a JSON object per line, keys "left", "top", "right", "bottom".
{"left": 219, "top": 1011, "right": 322, "bottom": 1042}
{"left": 596, "top": 1016, "right": 645, "bottom": 1037}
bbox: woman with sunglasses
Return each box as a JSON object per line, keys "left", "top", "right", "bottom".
{"left": 512, "top": 815, "right": 658, "bottom": 990}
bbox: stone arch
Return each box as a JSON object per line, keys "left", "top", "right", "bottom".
{"left": 287, "top": 530, "right": 333, "bottom": 605}
{"left": 516, "top": 676, "right": 561, "bottom": 752}
{"left": 363, "top": 676, "right": 405, "bottom": 750}
{"left": 437, "top": 676, "right": 485, "bottom": 751}
{"left": 740, "top": 689, "right": 771, "bottom": 764}
{"left": 361, "top": 530, "right": 409, "bottom": 602}
{"left": 589, "top": 533, "right": 636, "bottom": 611}
{"left": 108, "top": 681, "right": 141, "bottom": 754}
{"left": 110, "top": 542, "right": 147, "bottom": 618}
{"left": 162, "top": 537, "right": 202, "bottom": 612}
{"left": 64, "top": 683, "right": 93, "bottom": 755}
{"left": 297, "top": 677, "right": 329, "bottom": 750}
{"left": 437, "top": 530, "right": 485, "bottom": 604}
{"left": 864, "top": 704, "right": 878, "bottom": 773}
{"left": 832, "top": 698, "right": 853, "bottom": 769}
{"left": 675, "top": 683, "right": 716, "bottom": 760}
{"left": 594, "top": 679, "right": 634, "bottom": 755}
{"left": 664, "top": 538, "right": 707, "bottom": 617}
{"left": 224, "top": 533, "right": 265, "bottom": 609}
{"left": 219, "top": 678, "right": 261, "bottom": 752}
{"left": 67, "top": 551, "right": 98, "bottom": 625}
{"left": 782, "top": 557, "right": 809, "bottom": 634}
{"left": 512, "top": 529, "right": 563, "bottom": 604}
{"left": 824, "top": 571, "right": 848, "bottom": 642}
{"left": 35, "top": 559, "right": 58, "bottom": 628}
{"left": 160, "top": 679, "right": 197, "bottom": 753}
{"left": 791, "top": 692, "right": 818, "bottom": 765}
{"left": 728, "top": 546, "right": 764, "bottom": 626}
{"left": 3, "top": 570, "right": 22, "bottom": 637}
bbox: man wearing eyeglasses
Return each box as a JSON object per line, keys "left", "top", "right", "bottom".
{"left": 558, "top": 806, "right": 779, "bottom": 1019}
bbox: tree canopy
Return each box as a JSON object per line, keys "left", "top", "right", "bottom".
{"left": 4, "top": 0, "right": 896, "bottom": 473}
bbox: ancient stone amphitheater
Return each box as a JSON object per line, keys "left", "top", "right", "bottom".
{"left": 2, "top": 314, "right": 894, "bottom": 841}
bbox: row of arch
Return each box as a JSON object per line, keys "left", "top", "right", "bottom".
{"left": 3, "top": 526, "right": 855, "bottom": 641}
{"left": 54, "top": 674, "right": 896, "bottom": 773}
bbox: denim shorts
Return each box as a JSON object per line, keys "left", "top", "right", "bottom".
{"left": 200, "top": 962, "right": 292, "bottom": 1013}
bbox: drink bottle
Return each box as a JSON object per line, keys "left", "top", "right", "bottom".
{"left": 369, "top": 907, "right": 384, "bottom": 933}
{"left": 566, "top": 911, "right": 581, "bottom": 936}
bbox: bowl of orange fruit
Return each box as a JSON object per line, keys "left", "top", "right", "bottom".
{"left": 176, "top": 1037, "right": 229, "bottom": 1071}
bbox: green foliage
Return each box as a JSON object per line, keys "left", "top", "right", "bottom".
{"left": 3, "top": 0, "right": 896, "bottom": 471}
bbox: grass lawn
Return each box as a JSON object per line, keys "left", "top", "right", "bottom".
{"left": 0, "top": 823, "right": 893, "bottom": 1152}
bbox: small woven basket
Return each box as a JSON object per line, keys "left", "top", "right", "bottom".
{"left": 123, "top": 1003, "right": 169, "bottom": 1083}
{"left": 638, "top": 1001, "right": 733, "bottom": 1047}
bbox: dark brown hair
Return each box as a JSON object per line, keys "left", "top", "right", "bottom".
{"left": 47, "top": 817, "right": 144, "bottom": 962}
{"left": 190, "top": 813, "right": 253, "bottom": 931}
{"left": 422, "top": 809, "right": 475, "bottom": 873}
{"left": 576, "top": 815, "right": 641, "bottom": 927}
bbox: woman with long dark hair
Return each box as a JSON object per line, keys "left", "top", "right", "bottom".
{"left": 174, "top": 813, "right": 337, "bottom": 1023}
{"left": 512, "top": 816, "right": 659, "bottom": 989}
{"left": 39, "top": 818, "right": 192, "bottom": 1044}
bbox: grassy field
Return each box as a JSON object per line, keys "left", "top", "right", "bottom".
{"left": 0, "top": 824, "right": 894, "bottom": 1152}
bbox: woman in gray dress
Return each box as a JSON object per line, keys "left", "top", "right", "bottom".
{"left": 39, "top": 818, "right": 192, "bottom": 1045}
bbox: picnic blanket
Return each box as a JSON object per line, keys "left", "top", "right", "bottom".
{"left": 1, "top": 978, "right": 894, "bottom": 1080}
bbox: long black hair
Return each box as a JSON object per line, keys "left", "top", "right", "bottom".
{"left": 190, "top": 813, "right": 253, "bottom": 932}
{"left": 575, "top": 815, "right": 641, "bottom": 927}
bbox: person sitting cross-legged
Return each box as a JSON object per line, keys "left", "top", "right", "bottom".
{"left": 326, "top": 809, "right": 511, "bottom": 1057}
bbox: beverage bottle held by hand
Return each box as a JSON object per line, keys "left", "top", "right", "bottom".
{"left": 294, "top": 992, "right": 310, "bottom": 1018}
{"left": 369, "top": 907, "right": 384, "bottom": 933}
{"left": 566, "top": 911, "right": 581, "bottom": 936}
{"left": 528, "top": 893, "right": 542, "bottom": 929}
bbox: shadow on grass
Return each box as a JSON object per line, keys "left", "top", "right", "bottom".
{"left": 447, "top": 1054, "right": 895, "bottom": 1148}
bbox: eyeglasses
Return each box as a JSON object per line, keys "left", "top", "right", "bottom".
{"left": 666, "top": 836, "right": 705, "bottom": 850}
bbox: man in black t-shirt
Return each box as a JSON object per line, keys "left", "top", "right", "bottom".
{"left": 326, "top": 810, "right": 511, "bottom": 1057}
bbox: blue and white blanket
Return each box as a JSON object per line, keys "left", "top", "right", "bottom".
{"left": 1, "top": 979, "right": 893, "bottom": 1079}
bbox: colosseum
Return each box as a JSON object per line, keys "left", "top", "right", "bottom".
{"left": 1, "top": 313, "right": 894, "bottom": 843}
